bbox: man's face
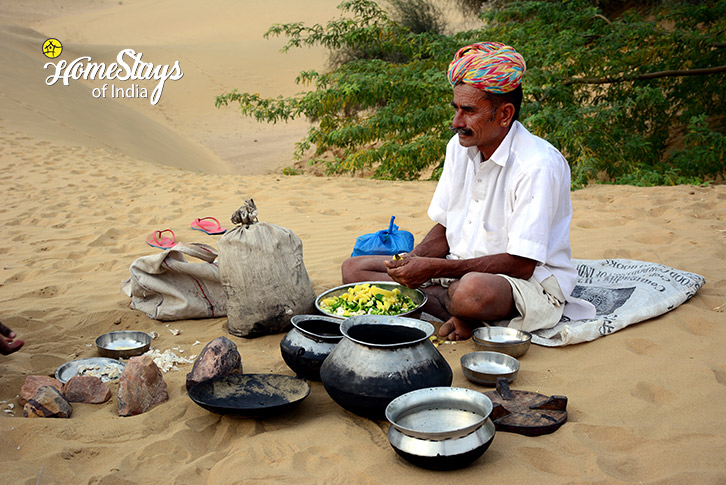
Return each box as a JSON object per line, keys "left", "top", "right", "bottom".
{"left": 450, "top": 84, "right": 503, "bottom": 153}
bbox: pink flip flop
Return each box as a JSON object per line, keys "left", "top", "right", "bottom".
{"left": 145, "top": 229, "right": 178, "bottom": 249}
{"left": 191, "top": 217, "right": 226, "bottom": 235}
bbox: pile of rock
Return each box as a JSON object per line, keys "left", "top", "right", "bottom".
{"left": 21, "top": 354, "right": 168, "bottom": 418}
{"left": 19, "top": 336, "right": 242, "bottom": 419}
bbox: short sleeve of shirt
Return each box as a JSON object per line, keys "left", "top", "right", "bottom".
{"left": 506, "top": 160, "right": 567, "bottom": 263}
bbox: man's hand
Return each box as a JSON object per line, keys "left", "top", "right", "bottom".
{"left": 384, "top": 255, "right": 435, "bottom": 289}
{"left": 0, "top": 321, "right": 24, "bottom": 355}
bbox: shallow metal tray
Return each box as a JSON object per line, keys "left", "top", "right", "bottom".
{"left": 188, "top": 374, "right": 311, "bottom": 418}
{"left": 55, "top": 357, "right": 126, "bottom": 384}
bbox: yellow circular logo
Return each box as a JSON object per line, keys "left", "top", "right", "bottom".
{"left": 42, "top": 38, "right": 63, "bottom": 58}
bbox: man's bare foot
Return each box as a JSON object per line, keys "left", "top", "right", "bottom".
{"left": 438, "top": 316, "right": 474, "bottom": 341}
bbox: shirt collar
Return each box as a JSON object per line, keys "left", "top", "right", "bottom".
{"left": 483, "top": 120, "right": 520, "bottom": 168}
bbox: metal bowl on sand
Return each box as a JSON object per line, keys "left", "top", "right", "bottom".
{"left": 460, "top": 351, "right": 520, "bottom": 387}
{"left": 472, "top": 326, "right": 532, "bottom": 358}
{"left": 96, "top": 330, "right": 152, "bottom": 359}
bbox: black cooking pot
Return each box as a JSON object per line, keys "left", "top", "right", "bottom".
{"left": 319, "top": 315, "right": 453, "bottom": 419}
{"left": 280, "top": 315, "right": 343, "bottom": 380}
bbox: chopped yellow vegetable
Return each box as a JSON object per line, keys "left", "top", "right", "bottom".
{"left": 319, "top": 284, "right": 417, "bottom": 317}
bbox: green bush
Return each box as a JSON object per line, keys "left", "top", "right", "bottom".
{"left": 216, "top": 0, "right": 726, "bottom": 186}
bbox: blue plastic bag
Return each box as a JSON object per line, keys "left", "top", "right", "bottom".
{"left": 351, "top": 216, "right": 414, "bottom": 257}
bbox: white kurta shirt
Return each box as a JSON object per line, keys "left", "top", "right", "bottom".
{"left": 428, "top": 121, "right": 595, "bottom": 319}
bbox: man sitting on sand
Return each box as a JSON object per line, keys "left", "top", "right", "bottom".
{"left": 342, "top": 41, "right": 595, "bottom": 341}
{"left": 1, "top": 321, "right": 24, "bottom": 355}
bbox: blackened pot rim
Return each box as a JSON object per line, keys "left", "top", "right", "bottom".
{"left": 340, "top": 315, "right": 434, "bottom": 348}
{"left": 290, "top": 314, "right": 344, "bottom": 343}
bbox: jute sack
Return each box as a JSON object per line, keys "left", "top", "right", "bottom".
{"left": 121, "top": 243, "right": 225, "bottom": 321}
{"left": 218, "top": 200, "right": 316, "bottom": 338}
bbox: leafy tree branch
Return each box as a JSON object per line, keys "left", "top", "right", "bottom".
{"left": 217, "top": 0, "right": 726, "bottom": 186}
{"left": 566, "top": 65, "right": 726, "bottom": 85}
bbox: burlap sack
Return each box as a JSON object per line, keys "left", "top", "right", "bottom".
{"left": 218, "top": 200, "right": 316, "bottom": 338}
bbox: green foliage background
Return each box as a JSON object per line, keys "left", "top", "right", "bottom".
{"left": 216, "top": 0, "right": 726, "bottom": 187}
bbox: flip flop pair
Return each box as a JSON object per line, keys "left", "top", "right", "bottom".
{"left": 145, "top": 218, "right": 226, "bottom": 249}
{"left": 145, "top": 229, "right": 178, "bottom": 249}
{"left": 191, "top": 217, "right": 226, "bottom": 235}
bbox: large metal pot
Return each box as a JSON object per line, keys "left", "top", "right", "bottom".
{"left": 280, "top": 315, "right": 343, "bottom": 381}
{"left": 319, "top": 315, "right": 453, "bottom": 419}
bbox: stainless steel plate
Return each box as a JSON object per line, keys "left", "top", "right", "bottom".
{"left": 55, "top": 357, "right": 126, "bottom": 384}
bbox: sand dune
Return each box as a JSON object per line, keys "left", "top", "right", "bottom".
{"left": 1, "top": 1, "right": 725, "bottom": 483}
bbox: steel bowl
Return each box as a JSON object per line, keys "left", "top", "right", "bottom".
{"left": 315, "top": 281, "right": 426, "bottom": 320}
{"left": 472, "top": 326, "right": 532, "bottom": 358}
{"left": 460, "top": 351, "right": 520, "bottom": 386}
{"left": 385, "top": 387, "right": 496, "bottom": 470}
{"left": 96, "top": 330, "right": 152, "bottom": 359}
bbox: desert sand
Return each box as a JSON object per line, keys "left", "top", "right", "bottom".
{"left": 1, "top": 1, "right": 725, "bottom": 483}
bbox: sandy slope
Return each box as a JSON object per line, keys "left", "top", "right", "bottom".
{"left": 0, "top": 1, "right": 725, "bottom": 483}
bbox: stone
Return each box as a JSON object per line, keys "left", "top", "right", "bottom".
{"left": 64, "top": 375, "right": 111, "bottom": 403}
{"left": 19, "top": 375, "right": 64, "bottom": 406}
{"left": 117, "top": 354, "right": 168, "bottom": 416}
{"left": 23, "top": 386, "right": 72, "bottom": 418}
{"left": 185, "top": 336, "right": 242, "bottom": 391}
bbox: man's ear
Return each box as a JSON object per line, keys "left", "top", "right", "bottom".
{"left": 498, "top": 103, "right": 515, "bottom": 128}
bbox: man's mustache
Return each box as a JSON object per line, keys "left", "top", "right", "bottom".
{"left": 450, "top": 125, "right": 474, "bottom": 136}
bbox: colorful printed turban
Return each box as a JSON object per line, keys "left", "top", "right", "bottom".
{"left": 447, "top": 42, "right": 526, "bottom": 94}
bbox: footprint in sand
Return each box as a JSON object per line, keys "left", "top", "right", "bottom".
{"left": 319, "top": 209, "right": 340, "bottom": 216}
{"left": 684, "top": 318, "right": 716, "bottom": 336}
{"left": 517, "top": 446, "right": 581, "bottom": 477}
{"left": 602, "top": 248, "right": 632, "bottom": 259}
{"left": 625, "top": 337, "right": 660, "bottom": 356}
{"left": 572, "top": 423, "right": 645, "bottom": 453}
{"left": 633, "top": 230, "right": 677, "bottom": 245}
{"left": 713, "top": 366, "right": 726, "bottom": 386}
{"left": 630, "top": 381, "right": 673, "bottom": 405}
{"left": 596, "top": 454, "right": 646, "bottom": 482}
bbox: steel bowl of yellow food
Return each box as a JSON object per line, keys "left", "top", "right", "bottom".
{"left": 96, "top": 330, "right": 152, "bottom": 359}
{"left": 315, "top": 282, "right": 427, "bottom": 320}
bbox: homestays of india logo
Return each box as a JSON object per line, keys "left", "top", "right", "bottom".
{"left": 43, "top": 39, "right": 183, "bottom": 105}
